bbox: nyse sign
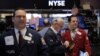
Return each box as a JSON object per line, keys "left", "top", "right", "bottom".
{"left": 48, "top": 0, "right": 65, "bottom": 6}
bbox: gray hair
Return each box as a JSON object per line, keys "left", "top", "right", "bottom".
{"left": 52, "top": 17, "right": 64, "bottom": 24}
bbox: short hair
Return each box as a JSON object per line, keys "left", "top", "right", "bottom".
{"left": 68, "top": 15, "right": 77, "bottom": 22}
{"left": 52, "top": 17, "right": 64, "bottom": 24}
{"left": 13, "top": 8, "right": 25, "bottom": 17}
{"left": 72, "top": 6, "right": 79, "bottom": 9}
{"left": 43, "top": 20, "right": 51, "bottom": 26}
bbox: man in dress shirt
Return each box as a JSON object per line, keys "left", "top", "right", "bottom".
{"left": 0, "top": 8, "right": 48, "bottom": 56}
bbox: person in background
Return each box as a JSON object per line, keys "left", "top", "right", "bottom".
{"left": 44, "top": 18, "right": 66, "bottom": 56}
{"left": 38, "top": 18, "right": 51, "bottom": 37}
{"left": 0, "top": 8, "right": 48, "bottom": 56}
{"left": 63, "top": 15, "right": 91, "bottom": 56}
{"left": 71, "top": 7, "right": 87, "bottom": 29}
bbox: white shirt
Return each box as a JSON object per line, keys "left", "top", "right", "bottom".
{"left": 14, "top": 28, "right": 27, "bottom": 43}
{"left": 70, "top": 28, "right": 78, "bottom": 40}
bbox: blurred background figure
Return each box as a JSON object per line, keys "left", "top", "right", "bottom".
{"left": 71, "top": 7, "right": 87, "bottom": 29}
{"left": 0, "top": 18, "right": 6, "bottom": 35}
{"left": 29, "top": 15, "right": 36, "bottom": 30}
{"left": 38, "top": 18, "right": 51, "bottom": 37}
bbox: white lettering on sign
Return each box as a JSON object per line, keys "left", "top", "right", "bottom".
{"left": 49, "top": 1, "right": 65, "bottom": 6}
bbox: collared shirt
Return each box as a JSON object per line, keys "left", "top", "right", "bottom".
{"left": 70, "top": 28, "right": 78, "bottom": 40}
{"left": 14, "top": 28, "right": 27, "bottom": 43}
{"left": 50, "top": 26, "right": 58, "bottom": 34}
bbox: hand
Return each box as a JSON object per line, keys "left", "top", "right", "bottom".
{"left": 64, "top": 41, "right": 69, "bottom": 48}
{"left": 69, "top": 43, "right": 75, "bottom": 50}
{"left": 84, "top": 52, "right": 89, "bottom": 56}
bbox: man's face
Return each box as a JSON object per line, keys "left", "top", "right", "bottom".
{"left": 57, "top": 21, "right": 64, "bottom": 31}
{"left": 69, "top": 17, "right": 78, "bottom": 30}
{"left": 12, "top": 10, "right": 26, "bottom": 29}
{"left": 44, "top": 19, "right": 49, "bottom": 24}
{"left": 72, "top": 8, "right": 79, "bottom": 15}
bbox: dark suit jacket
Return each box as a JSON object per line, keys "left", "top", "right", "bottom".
{"left": 0, "top": 28, "right": 47, "bottom": 56}
{"left": 44, "top": 28, "right": 66, "bottom": 56}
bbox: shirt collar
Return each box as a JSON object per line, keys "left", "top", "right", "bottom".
{"left": 14, "top": 27, "right": 27, "bottom": 36}
{"left": 71, "top": 28, "right": 78, "bottom": 32}
{"left": 50, "top": 26, "right": 58, "bottom": 34}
